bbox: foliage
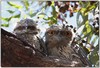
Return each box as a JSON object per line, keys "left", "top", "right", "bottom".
{"left": 1, "top": 1, "right": 99, "bottom": 67}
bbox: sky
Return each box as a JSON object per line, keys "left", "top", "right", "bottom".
{"left": 1, "top": 1, "right": 98, "bottom": 46}
{"left": 1, "top": 1, "right": 78, "bottom": 32}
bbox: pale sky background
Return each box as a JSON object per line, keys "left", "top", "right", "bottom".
{"left": 1, "top": 1, "right": 82, "bottom": 34}
{"left": 1, "top": 1, "right": 98, "bottom": 47}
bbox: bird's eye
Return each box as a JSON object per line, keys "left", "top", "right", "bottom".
{"left": 66, "top": 32, "right": 70, "bottom": 35}
{"left": 15, "top": 26, "right": 25, "bottom": 30}
{"left": 65, "top": 31, "right": 72, "bottom": 37}
{"left": 27, "top": 26, "right": 36, "bottom": 30}
{"left": 47, "top": 30, "right": 55, "bottom": 35}
{"left": 61, "top": 31, "right": 72, "bottom": 36}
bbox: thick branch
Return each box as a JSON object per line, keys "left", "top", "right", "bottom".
{"left": 1, "top": 28, "right": 83, "bottom": 67}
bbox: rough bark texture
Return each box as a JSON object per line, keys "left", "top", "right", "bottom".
{"left": 1, "top": 28, "right": 83, "bottom": 67}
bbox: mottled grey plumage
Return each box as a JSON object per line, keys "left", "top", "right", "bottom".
{"left": 45, "top": 25, "right": 83, "bottom": 63}
{"left": 13, "top": 19, "right": 40, "bottom": 51}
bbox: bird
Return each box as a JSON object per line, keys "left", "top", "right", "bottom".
{"left": 13, "top": 19, "right": 41, "bottom": 52}
{"left": 45, "top": 25, "right": 84, "bottom": 65}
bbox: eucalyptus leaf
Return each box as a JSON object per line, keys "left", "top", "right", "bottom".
{"left": 83, "top": 21, "right": 90, "bottom": 34}
{"left": 29, "top": 12, "right": 37, "bottom": 17}
{"left": 82, "top": 21, "right": 93, "bottom": 40}
{"left": 7, "top": 2, "right": 22, "bottom": 9}
{"left": 1, "top": 17, "right": 9, "bottom": 22}
{"left": 2, "top": 17, "right": 12, "bottom": 22}
{"left": 89, "top": 45, "right": 99, "bottom": 65}
{"left": 7, "top": 10, "right": 15, "bottom": 14}
{"left": 13, "top": 14, "right": 20, "bottom": 18}
{"left": 1, "top": 24, "right": 9, "bottom": 27}
{"left": 38, "top": 13, "right": 47, "bottom": 18}
{"left": 22, "top": 0, "right": 29, "bottom": 10}
{"left": 52, "top": 6, "right": 57, "bottom": 18}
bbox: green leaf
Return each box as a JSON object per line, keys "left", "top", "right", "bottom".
{"left": 79, "top": 1, "right": 97, "bottom": 16}
{"left": 52, "top": 6, "right": 57, "bottom": 18}
{"left": 48, "top": 17, "right": 57, "bottom": 25}
{"left": 84, "top": 5, "right": 96, "bottom": 16}
{"left": 80, "top": 8, "right": 86, "bottom": 15}
{"left": 38, "top": 14, "right": 45, "bottom": 18}
{"left": 13, "top": 14, "right": 20, "bottom": 18}
{"left": 7, "top": 10, "right": 15, "bottom": 14}
{"left": 7, "top": 2, "right": 22, "bottom": 9}
{"left": 1, "top": 24, "right": 9, "bottom": 27}
{"left": 46, "top": 5, "right": 57, "bottom": 25}
{"left": 82, "top": 21, "right": 93, "bottom": 39}
{"left": 89, "top": 45, "right": 99, "bottom": 65}
{"left": 1, "top": 17, "right": 9, "bottom": 22}
{"left": 85, "top": 21, "right": 92, "bottom": 33}
{"left": 22, "top": 0, "right": 29, "bottom": 10}
{"left": 83, "top": 21, "right": 91, "bottom": 34}
{"left": 1, "top": 17, "right": 12, "bottom": 22}
{"left": 38, "top": 13, "right": 46, "bottom": 18}
{"left": 28, "top": 10, "right": 36, "bottom": 17}
{"left": 51, "top": 1, "right": 54, "bottom": 6}
{"left": 30, "top": 13, "right": 37, "bottom": 17}
{"left": 43, "top": 18, "right": 49, "bottom": 20}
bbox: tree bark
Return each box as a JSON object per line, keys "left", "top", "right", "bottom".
{"left": 1, "top": 28, "right": 83, "bottom": 67}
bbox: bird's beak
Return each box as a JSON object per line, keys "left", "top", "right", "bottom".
{"left": 55, "top": 35, "right": 62, "bottom": 42}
